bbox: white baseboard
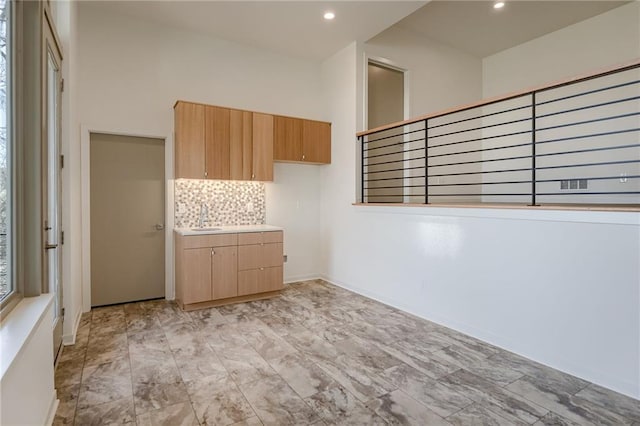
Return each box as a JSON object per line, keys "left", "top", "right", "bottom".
{"left": 284, "top": 274, "right": 322, "bottom": 284}
{"left": 62, "top": 309, "right": 82, "bottom": 346}
{"left": 45, "top": 391, "right": 59, "bottom": 426}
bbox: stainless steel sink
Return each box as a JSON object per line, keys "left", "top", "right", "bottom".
{"left": 190, "top": 227, "right": 222, "bottom": 232}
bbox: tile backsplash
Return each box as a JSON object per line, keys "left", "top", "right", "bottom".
{"left": 174, "top": 179, "right": 266, "bottom": 228}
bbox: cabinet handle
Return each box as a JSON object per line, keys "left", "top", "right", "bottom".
{"left": 302, "top": 154, "right": 305, "bottom": 160}
{"left": 211, "top": 248, "right": 215, "bottom": 255}
{"left": 204, "top": 171, "right": 208, "bottom": 178}
{"left": 260, "top": 267, "right": 264, "bottom": 271}
{"left": 252, "top": 173, "right": 255, "bottom": 179}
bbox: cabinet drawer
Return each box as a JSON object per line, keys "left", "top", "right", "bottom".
{"left": 238, "top": 231, "right": 283, "bottom": 245}
{"left": 238, "top": 266, "right": 283, "bottom": 296}
{"left": 181, "top": 233, "right": 238, "bottom": 249}
{"left": 238, "top": 243, "right": 283, "bottom": 270}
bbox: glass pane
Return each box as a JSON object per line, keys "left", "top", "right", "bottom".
{"left": 47, "top": 49, "right": 60, "bottom": 314}
{"left": 0, "top": 0, "right": 10, "bottom": 301}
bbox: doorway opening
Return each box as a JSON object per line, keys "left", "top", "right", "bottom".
{"left": 89, "top": 133, "right": 166, "bottom": 307}
{"left": 366, "top": 60, "right": 407, "bottom": 203}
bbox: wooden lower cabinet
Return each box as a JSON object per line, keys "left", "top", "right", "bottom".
{"left": 212, "top": 246, "right": 238, "bottom": 300}
{"left": 238, "top": 266, "right": 283, "bottom": 296}
{"left": 181, "top": 248, "right": 212, "bottom": 304}
{"left": 175, "top": 230, "right": 283, "bottom": 310}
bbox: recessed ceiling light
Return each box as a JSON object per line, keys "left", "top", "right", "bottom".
{"left": 324, "top": 11, "right": 335, "bottom": 20}
{"left": 493, "top": 1, "right": 505, "bottom": 9}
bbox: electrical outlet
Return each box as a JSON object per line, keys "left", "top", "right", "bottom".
{"left": 246, "top": 201, "right": 254, "bottom": 212}
{"left": 177, "top": 203, "right": 187, "bottom": 214}
{"left": 620, "top": 172, "right": 628, "bottom": 183}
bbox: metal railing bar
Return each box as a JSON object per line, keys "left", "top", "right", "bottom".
{"left": 536, "top": 128, "right": 640, "bottom": 146}
{"left": 363, "top": 165, "right": 424, "bottom": 175}
{"left": 427, "top": 104, "right": 531, "bottom": 131}
{"left": 366, "top": 156, "right": 426, "bottom": 168}
{"left": 537, "top": 79, "right": 640, "bottom": 106}
{"left": 428, "top": 193, "right": 529, "bottom": 197}
{"left": 363, "top": 128, "right": 425, "bottom": 144}
{"left": 365, "top": 175, "right": 426, "bottom": 183}
{"left": 538, "top": 191, "right": 640, "bottom": 196}
{"left": 429, "top": 154, "right": 532, "bottom": 169}
{"left": 363, "top": 136, "right": 426, "bottom": 153}
{"left": 426, "top": 141, "right": 532, "bottom": 159}
{"left": 428, "top": 180, "right": 531, "bottom": 187}
{"left": 537, "top": 175, "right": 640, "bottom": 183}
{"left": 537, "top": 95, "right": 640, "bottom": 120}
{"left": 535, "top": 62, "right": 640, "bottom": 94}
{"left": 536, "top": 142, "right": 640, "bottom": 158}
{"left": 429, "top": 167, "right": 532, "bottom": 178}
{"left": 536, "top": 159, "right": 640, "bottom": 171}
{"left": 429, "top": 129, "right": 532, "bottom": 150}
{"left": 364, "top": 184, "right": 426, "bottom": 190}
{"left": 536, "top": 112, "right": 640, "bottom": 134}
{"left": 429, "top": 116, "right": 532, "bottom": 139}
{"left": 366, "top": 146, "right": 424, "bottom": 160}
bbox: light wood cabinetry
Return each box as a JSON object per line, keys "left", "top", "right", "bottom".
{"left": 303, "top": 120, "right": 331, "bottom": 164}
{"left": 174, "top": 101, "right": 274, "bottom": 181}
{"left": 181, "top": 248, "right": 211, "bottom": 304}
{"left": 174, "top": 102, "right": 205, "bottom": 179}
{"left": 205, "top": 106, "right": 231, "bottom": 179}
{"left": 273, "top": 116, "right": 331, "bottom": 164}
{"left": 175, "top": 230, "right": 283, "bottom": 310}
{"left": 274, "top": 116, "right": 302, "bottom": 162}
{"left": 252, "top": 113, "right": 274, "bottom": 181}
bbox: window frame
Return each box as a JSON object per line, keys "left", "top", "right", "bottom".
{"left": 0, "top": 0, "right": 19, "bottom": 317}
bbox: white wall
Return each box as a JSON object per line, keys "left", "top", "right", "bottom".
{"left": 1, "top": 296, "right": 57, "bottom": 426}
{"left": 365, "top": 25, "right": 483, "bottom": 124}
{"left": 483, "top": 2, "right": 640, "bottom": 98}
{"left": 75, "top": 4, "right": 325, "bottom": 308}
{"left": 320, "top": 15, "right": 640, "bottom": 399}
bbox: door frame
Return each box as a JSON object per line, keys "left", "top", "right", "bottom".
{"left": 80, "top": 125, "right": 174, "bottom": 312}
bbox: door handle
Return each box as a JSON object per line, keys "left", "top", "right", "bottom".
{"left": 155, "top": 224, "right": 165, "bottom": 231}
{"left": 45, "top": 243, "right": 58, "bottom": 250}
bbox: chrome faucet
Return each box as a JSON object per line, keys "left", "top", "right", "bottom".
{"left": 198, "top": 203, "right": 208, "bottom": 228}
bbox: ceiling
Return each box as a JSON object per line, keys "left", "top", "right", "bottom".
{"left": 392, "top": 1, "right": 629, "bottom": 58}
{"left": 85, "top": 1, "right": 426, "bottom": 62}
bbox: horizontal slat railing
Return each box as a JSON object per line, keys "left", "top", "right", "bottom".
{"left": 357, "top": 60, "right": 640, "bottom": 208}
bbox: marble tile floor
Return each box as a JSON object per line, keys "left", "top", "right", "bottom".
{"left": 54, "top": 279, "right": 639, "bottom": 426}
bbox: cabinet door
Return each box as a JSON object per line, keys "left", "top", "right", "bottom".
{"left": 274, "top": 116, "right": 302, "bottom": 162}
{"left": 238, "top": 244, "right": 260, "bottom": 271}
{"left": 205, "top": 106, "right": 231, "bottom": 179}
{"left": 252, "top": 113, "right": 274, "bottom": 181}
{"left": 174, "top": 102, "right": 205, "bottom": 179}
{"left": 181, "top": 248, "right": 212, "bottom": 304}
{"left": 262, "top": 266, "right": 284, "bottom": 292}
{"left": 238, "top": 267, "right": 283, "bottom": 296}
{"left": 230, "top": 110, "right": 253, "bottom": 181}
{"left": 262, "top": 243, "right": 283, "bottom": 268}
{"left": 212, "top": 246, "right": 238, "bottom": 300}
{"left": 303, "top": 120, "right": 331, "bottom": 164}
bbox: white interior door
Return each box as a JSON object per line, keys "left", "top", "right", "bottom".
{"left": 90, "top": 133, "right": 165, "bottom": 307}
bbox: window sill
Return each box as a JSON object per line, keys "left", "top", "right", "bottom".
{"left": 0, "top": 294, "right": 54, "bottom": 379}
{"left": 352, "top": 203, "right": 640, "bottom": 225}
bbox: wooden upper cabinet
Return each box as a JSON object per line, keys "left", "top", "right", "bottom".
{"left": 230, "top": 110, "right": 253, "bottom": 181}
{"left": 274, "top": 116, "right": 303, "bottom": 162}
{"left": 303, "top": 120, "right": 331, "bottom": 164}
{"left": 252, "top": 113, "right": 274, "bottom": 181}
{"left": 175, "top": 102, "right": 205, "bottom": 178}
{"left": 273, "top": 115, "right": 331, "bottom": 165}
{"left": 205, "top": 106, "right": 231, "bottom": 180}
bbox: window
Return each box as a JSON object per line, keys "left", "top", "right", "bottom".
{"left": 0, "top": 0, "right": 11, "bottom": 304}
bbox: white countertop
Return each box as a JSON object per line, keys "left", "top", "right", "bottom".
{"left": 174, "top": 224, "right": 283, "bottom": 236}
